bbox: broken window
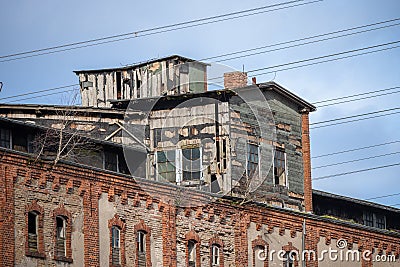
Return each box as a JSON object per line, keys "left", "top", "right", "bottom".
{"left": 247, "top": 143, "right": 259, "bottom": 177}
{"left": 104, "top": 150, "right": 118, "bottom": 172}
{"left": 182, "top": 147, "right": 201, "bottom": 181}
{"left": 55, "top": 216, "right": 67, "bottom": 258}
{"left": 137, "top": 231, "right": 146, "bottom": 266}
{"left": 13, "top": 132, "right": 33, "bottom": 153}
{"left": 188, "top": 240, "right": 197, "bottom": 267}
{"left": 0, "top": 128, "right": 10, "bottom": 148}
{"left": 157, "top": 150, "right": 176, "bottom": 182}
{"left": 28, "top": 212, "right": 39, "bottom": 252}
{"left": 284, "top": 251, "right": 294, "bottom": 267}
{"left": 104, "top": 150, "right": 129, "bottom": 174}
{"left": 274, "top": 148, "right": 287, "bottom": 186}
{"left": 111, "top": 226, "right": 121, "bottom": 266}
{"left": 116, "top": 72, "right": 122, "bottom": 99}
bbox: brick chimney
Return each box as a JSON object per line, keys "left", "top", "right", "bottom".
{"left": 224, "top": 71, "right": 248, "bottom": 89}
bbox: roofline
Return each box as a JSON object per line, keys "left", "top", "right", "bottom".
{"left": 0, "top": 103, "right": 127, "bottom": 115}
{"left": 258, "top": 81, "right": 317, "bottom": 112}
{"left": 313, "top": 189, "right": 400, "bottom": 214}
{"left": 0, "top": 116, "right": 146, "bottom": 152}
{"left": 73, "top": 55, "right": 207, "bottom": 74}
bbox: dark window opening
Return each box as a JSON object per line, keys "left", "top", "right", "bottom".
{"left": 182, "top": 147, "right": 201, "bottom": 181}
{"left": 104, "top": 150, "right": 118, "bottom": 172}
{"left": 28, "top": 212, "right": 38, "bottom": 252}
{"left": 247, "top": 143, "right": 259, "bottom": 176}
{"left": 116, "top": 72, "right": 122, "bottom": 99}
{"left": 137, "top": 231, "right": 146, "bottom": 266}
{"left": 13, "top": 132, "right": 32, "bottom": 153}
{"left": 157, "top": 150, "right": 176, "bottom": 182}
{"left": 363, "top": 212, "right": 374, "bottom": 227}
{"left": 111, "top": 226, "right": 120, "bottom": 266}
{"left": 274, "top": 148, "right": 286, "bottom": 186}
{"left": 0, "top": 128, "right": 10, "bottom": 148}
{"left": 376, "top": 215, "right": 386, "bottom": 229}
{"left": 284, "top": 251, "right": 294, "bottom": 267}
{"left": 211, "top": 174, "right": 221, "bottom": 193}
{"left": 56, "top": 216, "right": 66, "bottom": 257}
{"left": 188, "top": 240, "right": 196, "bottom": 267}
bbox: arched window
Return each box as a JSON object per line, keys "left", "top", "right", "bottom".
{"left": 137, "top": 230, "right": 146, "bottom": 266}
{"left": 26, "top": 201, "right": 45, "bottom": 258}
{"left": 53, "top": 205, "right": 72, "bottom": 262}
{"left": 109, "top": 215, "right": 126, "bottom": 266}
{"left": 188, "top": 240, "right": 197, "bottom": 267}
{"left": 211, "top": 244, "right": 220, "bottom": 266}
{"left": 134, "top": 220, "right": 151, "bottom": 267}
{"left": 284, "top": 252, "right": 294, "bottom": 267}
{"left": 111, "top": 226, "right": 121, "bottom": 266}
{"left": 27, "top": 211, "right": 39, "bottom": 252}
{"left": 55, "top": 216, "right": 67, "bottom": 257}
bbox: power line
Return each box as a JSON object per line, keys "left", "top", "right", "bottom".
{"left": 311, "top": 107, "right": 400, "bottom": 125}
{"left": 204, "top": 19, "right": 400, "bottom": 62}
{"left": 0, "top": 84, "right": 78, "bottom": 101}
{"left": 313, "top": 85, "right": 400, "bottom": 104}
{"left": 312, "top": 140, "right": 400, "bottom": 158}
{"left": 310, "top": 110, "right": 400, "bottom": 129}
{"left": 366, "top": 192, "right": 400, "bottom": 201}
{"left": 207, "top": 39, "right": 400, "bottom": 81}
{"left": 312, "top": 151, "right": 400, "bottom": 169}
{"left": 0, "top": 0, "right": 321, "bottom": 63}
{"left": 312, "top": 86, "right": 400, "bottom": 107}
{"left": 247, "top": 40, "right": 400, "bottom": 74}
{"left": 6, "top": 88, "right": 79, "bottom": 104}
{"left": 312, "top": 162, "right": 400, "bottom": 181}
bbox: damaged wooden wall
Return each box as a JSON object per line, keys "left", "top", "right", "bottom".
{"left": 77, "top": 57, "right": 207, "bottom": 107}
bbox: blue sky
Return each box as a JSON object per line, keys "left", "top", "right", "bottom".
{"left": 1, "top": 0, "right": 399, "bottom": 207}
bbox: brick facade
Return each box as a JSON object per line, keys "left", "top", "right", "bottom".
{"left": 1, "top": 151, "right": 399, "bottom": 266}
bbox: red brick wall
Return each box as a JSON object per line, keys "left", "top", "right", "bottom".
{"left": 0, "top": 165, "right": 16, "bottom": 266}
{"left": 301, "top": 111, "right": 313, "bottom": 212}
{"left": 1, "top": 151, "right": 399, "bottom": 267}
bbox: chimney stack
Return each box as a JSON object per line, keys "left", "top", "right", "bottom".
{"left": 223, "top": 71, "right": 248, "bottom": 90}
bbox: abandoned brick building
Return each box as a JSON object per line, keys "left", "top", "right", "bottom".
{"left": 0, "top": 55, "right": 399, "bottom": 266}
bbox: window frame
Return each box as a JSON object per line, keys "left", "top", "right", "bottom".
{"left": 273, "top": 147, "right": 287, "bottom": 186}
{"left": 55, "top": 216, "right": 67, "bottom": 258}
{"left": 109, "top": 215, "right": 126, "bottom": 267}
{"left": 156, "top": 150, "right": 177, "bottom": 182}
{"left": 25, "top": 201, "right": 45, "bottom": 259}
{"left": 246, "top": 143, "right": 259, "bottom": 177}
{"left": 211, "top": 244, "right": 220, "bottom": 266}
{"left": 181, "top": 146, "right": 202, "bottom": 182}
{"left": 111, "top": 226, "right": 121, "bottom": 266}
